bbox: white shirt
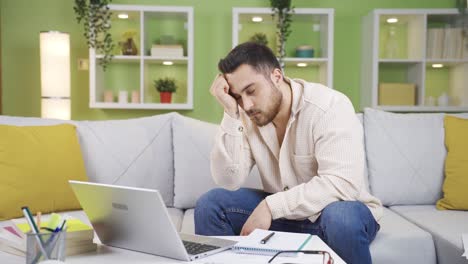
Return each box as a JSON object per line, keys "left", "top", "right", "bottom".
{"left": 210, "top": 78, "right": 382, "bottom": 223}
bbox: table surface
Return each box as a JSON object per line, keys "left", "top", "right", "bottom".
{"left": 1, "top": 235, "right": 346, "bottom": 264}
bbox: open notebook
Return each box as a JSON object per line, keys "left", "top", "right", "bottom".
{"left": 233, "top": 229, "right": 312, "bottom": 256}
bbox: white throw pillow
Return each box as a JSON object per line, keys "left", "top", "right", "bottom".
{"left": 364, "top": 108, "right": 446, "bottom": 206}
{"left": 76, "top": 113, "right": 175, "bottom": 206}
{"left": 172, "top": 113, "right": 262, "bottom": 209}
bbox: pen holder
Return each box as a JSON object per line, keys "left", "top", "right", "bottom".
{"left": 26, "top": 231, "right": 66, "bottom": 264}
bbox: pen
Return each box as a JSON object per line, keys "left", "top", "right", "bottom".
{"left": 21, "top": 206, "right": 49, "bottom": 260}
{"left": 260, "top": 232, "right": 275, "bottom": 244}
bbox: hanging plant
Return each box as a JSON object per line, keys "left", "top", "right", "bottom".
{"left": 456, "top": 0, "right": 468, "bottom": 48}
{"left": 270, "top": 0, "right": 294, "bottom": 69}
{"left": 74, "top": 0, "right": 114, "bottom": 70}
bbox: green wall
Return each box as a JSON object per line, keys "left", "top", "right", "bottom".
{"left": 0, "top": 0, "right": 454, "bottom": 123}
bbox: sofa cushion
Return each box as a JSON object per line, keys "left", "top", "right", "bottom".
{"left": 0, "top": 114, "right": 176, "bottom": 207}
{"left": 437, "top": 116, "right": 468, "bottom": 210}
{"left": 370, "top": 207, "right": 437, "bottom": 264}
{"left": 0, "top": 124, "right": 88, "bottom": 220}
{"left": 181, "top": 208, "right": 195, "bottom": 234}
{"left": 167, "top": 207, "right": 184, "bottom": 232}
{"left": 391, "top": 205, "right": 468, "bottom": 264}
{"left": 356, "top": 113, "right": 371, "bottom": 192}
{"left": 364, "top": 108, "right": 446, "bottom": 206}
{"left": 76, "top": 114, "right": 175, "bottom": 206}
{"left": 180, "top": 207, "right": 436, "bottom": 264}
{"left": 172, "top": 114, "right": 262, "bottom": 209}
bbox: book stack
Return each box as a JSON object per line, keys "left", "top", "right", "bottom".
{"left": 427, "top": 27, "right": 465, "bottom": 59}
{"left": 0, "top": 217, "right": 96, "bottom": 257}
{"left": 150, "top": 44, "right": 184, "bottom": 57}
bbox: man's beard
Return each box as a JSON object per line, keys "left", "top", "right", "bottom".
{"left": 247, "top": 84, "right": 282, "bottom": 127}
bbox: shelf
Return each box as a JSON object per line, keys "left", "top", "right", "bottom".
{"left": 378, "top": 14, "right": 425, "bottom": 60}
{"left": 362, "top": 8, "right": 467, "bottom": 112}
{"left": 283, "top": 57, "right": 328, "bottom": 66}
{"left": 90, "top": 102, "right": 193, "bottom": 110}
{"left": 425, "top": 59, "right": 468, "bottom": 66}
{"left": 96, "top": 55, "right": 141, "bottom": 62}
{"left": 89, "top": 4, "right": 194, "bottom": 109}
{"left": 143, "top": 56, "right": 188, "bottom": 64}
{"left": 233, "top": 7, "right": 334, "bottom": 87}
{"left": 378, "top": 59, "right": 423, "bottom": 64}
{"left": 376, "top": 105, "right": 468, "bottom": 112}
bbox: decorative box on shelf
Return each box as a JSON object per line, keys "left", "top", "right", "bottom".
{"left": 150, "top": 45, "right": 184, "bottom": 57}
{"left": 378, "top": 83, "right": 416, "bottom": 106}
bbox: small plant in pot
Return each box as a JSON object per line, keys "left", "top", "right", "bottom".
{"left": 249, "top": 32, "right": 269, "bottom": 46}
{"left": 154, "top": 77, "right": 177, "bottom": 103}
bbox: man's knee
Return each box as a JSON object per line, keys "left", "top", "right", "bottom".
{"left": 320, "top": 201, "right": 369, "bottom": 236}
{"left": 195, "top": 188, "right": 229, "bottom": 212}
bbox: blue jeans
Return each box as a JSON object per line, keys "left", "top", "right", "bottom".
{"left": 195, "top": 188, "right": 380, "bottom": 264}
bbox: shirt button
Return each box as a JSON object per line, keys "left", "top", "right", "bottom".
{"left": 238, "top": 126, "right": 244, "bottom": 132}
{"left": 283, "top": 186, "right": 289, "bottom": 191}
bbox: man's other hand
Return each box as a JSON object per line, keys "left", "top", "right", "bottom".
{"left": 240, "top": 200, "right": 272, "bottom": 236}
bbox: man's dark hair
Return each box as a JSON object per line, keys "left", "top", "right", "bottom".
{"left": 218, "top": 42, "right": 281, "bottom": 77}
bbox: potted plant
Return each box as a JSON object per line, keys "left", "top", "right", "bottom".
{"left": 249, "top": 32, "right": 269, "bottom": 46}
{"left": 154, "top": 77, "right": 177, "bottom": 103}
{"left": 74, "top": 0, "right": 114, "bottom": 70}
{"left": 270, "top": 0, "right": 294, "bottom": 69}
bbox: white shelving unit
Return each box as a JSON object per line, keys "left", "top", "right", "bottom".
{"left": 89, "top": 4, "right": 194, "bottom": 109}
{"left": 232, "top": 8, "right": 334, "bottom": 88}
{"left": 361, "top": 9, "right": 468, "bottom": 112}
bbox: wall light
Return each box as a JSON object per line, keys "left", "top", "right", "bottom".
{"left": 252, "top": 16, "right": 263, "bottom": 23}
{"left": 297, "top": 62, "right": 308, "bottom": 67}
{"left": 432, "top": 64, "right": 444, "bottom": 68}
{"left": 118, "top": 13, "right": 129, "bottom": 19}
{"left": 40, "top": 31, "right": 70, "bottom": 120}
{"left": 387, "top": 18, "right": 398, "bottom": 24}
{"left": 163, "top": 61, "right": 174, "bottom": 66}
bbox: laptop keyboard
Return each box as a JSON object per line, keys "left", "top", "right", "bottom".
{"left": 182, "top": 240, "right": 221, "bottom": 255}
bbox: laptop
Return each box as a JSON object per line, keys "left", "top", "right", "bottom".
{"left": 68, "top": 180, "right": 237, "bottom": 261}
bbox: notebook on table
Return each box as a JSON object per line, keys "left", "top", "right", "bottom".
{"left": 232, "top": 229, "right": 312, "bottom": 256}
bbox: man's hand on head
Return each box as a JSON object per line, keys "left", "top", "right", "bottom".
{"left": 209, "top": 74, "right": 239, "bottom": 118}
{"left": 240, "top": 200, "right": 272, "bottom": 236}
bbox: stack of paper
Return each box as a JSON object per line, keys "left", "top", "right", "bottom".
{"left": 0, "top": 217, "right": 96, "bottom": 256}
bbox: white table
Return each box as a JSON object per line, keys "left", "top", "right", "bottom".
{"left": 1, "top": 235, "right": 345, "bottom": 264}
{"left": 65, "top": 235, "right": 345, "bottom": 264}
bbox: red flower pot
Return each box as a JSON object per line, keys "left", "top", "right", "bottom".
{"left": 160, "top": 92, "right": 172, "bottom": 103}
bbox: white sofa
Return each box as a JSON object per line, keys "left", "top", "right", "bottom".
{"left": 1, "top": 108, "right": 467, "bottom": 264}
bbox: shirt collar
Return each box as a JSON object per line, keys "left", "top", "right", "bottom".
{"left": 285, "top": 77, "right": 305, "bottom": 117}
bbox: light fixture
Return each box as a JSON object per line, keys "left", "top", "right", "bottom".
{"left": 297, "top": 62, "right": 308, "bottom": 67}
{"left": 387, "top": 17, "right": 398, "bottom": 24}
{"left": 118, "top": 13, "right": 129, "bottom": 19}
{"left": 162, "top": 61, "right": 174, "bottom": 66}
{"left": 432, "top": 64, "right": 444, "bottom": 68}
{"left": 40, "top": 31, "right": 71, "bottom": 120}
{"left": 252, "top": 16, "right": 263, "bottom": 23}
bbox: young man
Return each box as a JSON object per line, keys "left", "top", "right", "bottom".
{"left": 195, "top": 42, "right": 382, "bottom": 264}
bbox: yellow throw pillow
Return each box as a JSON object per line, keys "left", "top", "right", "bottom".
{"left": 436, "top": 116, "right": 468, "bottom": 210}
{"left": 0, "top": 124, "right": 89, "bottom": 220}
